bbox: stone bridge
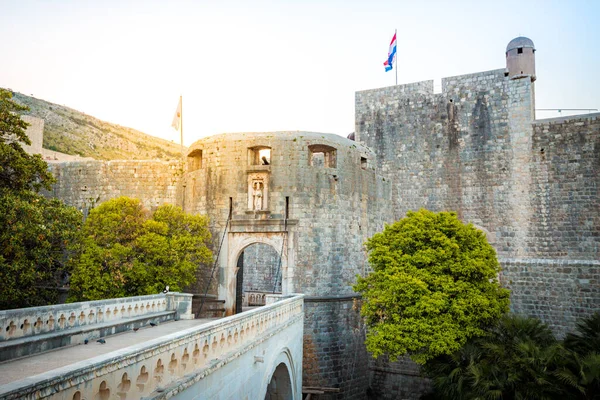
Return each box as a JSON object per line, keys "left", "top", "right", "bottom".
{"left": 0, "top": 293, "right": 304, "bottom": 400}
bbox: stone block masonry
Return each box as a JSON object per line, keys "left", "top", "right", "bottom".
{"left": 356, "top": 70, "right": 598, "bottom": 397}
{"left": 44, "top": 160, "right": 183, "bottom": 212}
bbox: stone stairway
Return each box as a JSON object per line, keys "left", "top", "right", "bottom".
{"left": 192, "top": 294, "right": 226, "bottom": 318}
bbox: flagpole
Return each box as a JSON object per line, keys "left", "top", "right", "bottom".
{"left": 179, "top": 95, "right": 183, "bottom": 160}
{"left": 395, "top": 29, "right": 398, "bottom": 86}
{"left": 179, "top": 95, "right": 186, "bottom": 211}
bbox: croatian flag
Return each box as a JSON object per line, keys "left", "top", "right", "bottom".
{"left": 383, "top": 32, "right": 397, "bottom": 72}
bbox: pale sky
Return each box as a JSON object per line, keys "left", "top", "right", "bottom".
{"left": 1, "top": 0, "right": 598, "bottom": 146}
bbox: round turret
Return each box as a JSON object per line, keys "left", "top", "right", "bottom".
{"left": 506, "top": 36, "right": 536, "bottom": 81}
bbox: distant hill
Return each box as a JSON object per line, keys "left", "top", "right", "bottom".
{"left": 9, "top": 91, "right": 184, "bottom": 161}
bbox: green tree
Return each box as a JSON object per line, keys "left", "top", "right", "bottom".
{"left": 0, "top": 89, "right": 82, "bottom": 309}
{"left": 69, "top": 197, "right": 212, "bottom": 301}
{"left": 0, "top": 89, "right": 54, "bottom": 191}
{"left": 354, "top": 209, "right": 510, "bottom": 364}
{"left": 423, "top": 315, "right": 566, "bottom": 400}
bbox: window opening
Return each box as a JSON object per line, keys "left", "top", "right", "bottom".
{"left": 517, "top": 47, "right": 523, "bottom": 54}
{"left": 308, "top": 144, "right": 337, "bottom": 168}
{"left": 248, "top": 146, "right": 271, "bottom": 166}
{"left": 187, "top": 149, "right": 203, "bottom": 171}
{"left": 285, "top": 196, "right": 289, "bottom": 219}
{"left": 361, "top": 157, "right": 367, "bottom": 170}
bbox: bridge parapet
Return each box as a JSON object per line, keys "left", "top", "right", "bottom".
{"left": 0, "top": 293, "right": 193, "bottom": 362}
{"left": 0, "top": 294, "right": 304, "bottom": 400}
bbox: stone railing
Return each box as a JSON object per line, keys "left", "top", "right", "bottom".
{"left": 0, "top": 294, "right": 304, "bottom": 400}
{"left": 0, "top": 293, "right": 192, "bottom": 342}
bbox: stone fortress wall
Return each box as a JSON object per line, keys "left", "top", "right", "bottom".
{"left": 43, "top": 160, "right": 183, "bottom": 213}
{"left": 37, "top": 36, "right": 599, "bottom": 399}
{"left": 182, "top": 131, "right": 392, "bottom": 398}
{"left": 355, "top": 38, "right": 599, "bottom": 398}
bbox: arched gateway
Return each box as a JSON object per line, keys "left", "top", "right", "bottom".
{"left": 220, "top": 220, "right": 297, "bottom": 315}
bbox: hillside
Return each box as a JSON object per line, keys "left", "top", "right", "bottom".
{"left": 9, "top": 91, "right": 184, "bottom": 161}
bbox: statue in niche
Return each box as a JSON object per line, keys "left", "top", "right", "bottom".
{"left": 252, "top": 181, "right": 264, "bottom": 210}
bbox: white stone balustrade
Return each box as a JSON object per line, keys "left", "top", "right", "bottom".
{"left": 0, "top": 294, "right": 304, "bottom": 400}
{"left": 0, "top": 293, "right": 192, "bottom": 342}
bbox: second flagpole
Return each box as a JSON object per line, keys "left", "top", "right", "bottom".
{"left": 395, "top": 29, "right": 398, "bottom": 86}
{"left": 180, "top": 95, "right": 183, "bottom": 160}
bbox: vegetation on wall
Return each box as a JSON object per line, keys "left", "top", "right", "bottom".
{"left": 68, "top": 197, "right": 213, "bottom": 301}
{"left": 0, "top": 88, "right": 82, "bottom": 309}
{"left": 354, "top": 209, "right": 510, "bottom": 364}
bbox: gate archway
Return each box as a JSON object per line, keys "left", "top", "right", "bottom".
{"left": 220, "top": 222, "right": 296, "bottom": 315}
{"left": 234, "top": 242, "right": 282, "bottom": 313}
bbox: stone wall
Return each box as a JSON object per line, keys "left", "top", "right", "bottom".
{"left": 242, "top": 243, "right": 281, "bottom": 293}
{"left": 356, "top": 71, "right": 599, "bottom": 397}
{"left": 44, "top": 160, "right": 183, "bottom": 212}
{"left": 356, "top": 69, "right": 535, "bottom": 257}
{"left": 368, "top": 356, "right": 431, "bottom": 400}
{"left": 527, "top": 113, "right": 600, "bottom": 260}
{"left": 183, "top": 131, "right": 392, "bottom": 399}
{"left": 21, "top": 115, "right": 44, "bottom": 154}
{"left": 304, "top": 298, "right": 370, "bottom": 400}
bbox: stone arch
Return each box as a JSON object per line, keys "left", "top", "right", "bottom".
{"left": 221, "top": 224, "right": 296, "bottom": 316}
{"left": 236, "top": 242, "right": 282, "bottom": 312}
{"left": 260, "top": 348, "right": 298, "bottom": 400}
{"left": 229, "top": 235, "right": 285, "bottom": 314}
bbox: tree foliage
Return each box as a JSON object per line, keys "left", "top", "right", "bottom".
{"left": 0, "top": 89, "right": 54, "bottom": 192}
{"left": 68, "top": 197, "right": 213, "bottom": 301}
{"left": 424, "top": 313, "right": 600, "bottom": 400}
{"left": 0, "top": 191, "right": 82, "bottom": 309}
{"left": 354, "top": 209, "right": 510, "bottom": 364}
{"left": 424, "top": 315, "right": 565, "bottom": 400}
{"left": 558, "top": 312, "right": 600, "bottom": 399}
{"left": 0, "top": 88, "right": 82, "bottom": 309}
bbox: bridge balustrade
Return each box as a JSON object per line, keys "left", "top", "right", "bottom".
{"left": 0, "top": 294, "right": 304, "bottom": 400}
{"left": 0, "top": 293, "right": 193, "bottom": 361}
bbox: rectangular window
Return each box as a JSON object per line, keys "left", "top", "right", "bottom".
{"left": 187, "top": 149, "right": 203, "bottom": 171}
{"left": 309, "top": 144, "right": 337, "bottom": 168}
{"left": 517, "top": 47, "right": 523, "bottom": 54}
{"left": 361, "top": 157, "right": 367, "bottom": 170}
{"left": 248, "top": 146, "right": 271, "bottom": 165}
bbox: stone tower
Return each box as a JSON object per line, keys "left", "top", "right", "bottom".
{"left": 506, "top": 36, "right": 536, "bottom": 81}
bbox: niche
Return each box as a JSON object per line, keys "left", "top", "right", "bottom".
{"left": 247, "top": 173, "right": 269, "bottom": 211}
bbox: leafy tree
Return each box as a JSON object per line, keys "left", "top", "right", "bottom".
{"left": 354, "top": 209, "right": 510, "bottom": 364}
{"left": 423, "top": 315, "right": 566, "bottom": 400}
{"left": 0, "top": 88, "right": 82, "bottom": 309}
{"left": 69, "top": 197, "right": 212, "bottom": 301}
{"left": 0, "top": 88, "right": 54, "bottom": 191}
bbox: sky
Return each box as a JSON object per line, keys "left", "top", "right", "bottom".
{"left": 1, "top": 0, "right": 599, "bottom": 146}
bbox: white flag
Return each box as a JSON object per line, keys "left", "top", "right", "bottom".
{"left": 171, "top": 97, "right": 181, "bottom": 131}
